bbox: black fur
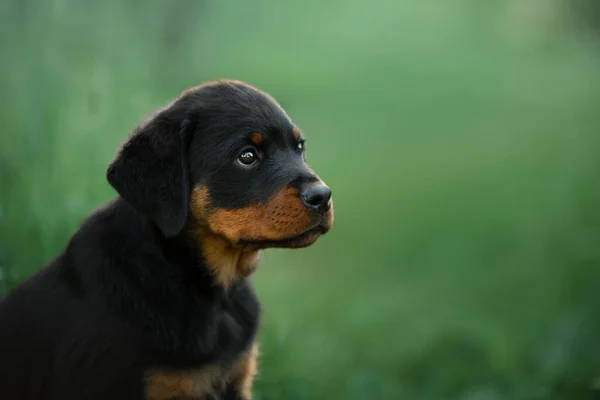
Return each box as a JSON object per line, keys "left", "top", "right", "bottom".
{"left": 0, "top": 80, "right": 331, "bottom": 399}
{"left": 107, "top": 102, "right": 191, "bottom": 238}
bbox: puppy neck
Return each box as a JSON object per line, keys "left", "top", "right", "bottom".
{"left": 193, "top": 228, "right": 262, "bottom": 289}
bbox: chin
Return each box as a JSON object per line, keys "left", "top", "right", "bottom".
{"left": 239, "top": 226, "right": 329, "bottom": 250}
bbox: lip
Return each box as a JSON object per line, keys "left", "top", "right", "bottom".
{"left": 238, "top": 226, "right": 327, "bottom": 250}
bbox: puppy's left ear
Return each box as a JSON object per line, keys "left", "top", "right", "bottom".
{"left": 107, "top": 103, "right": 190, "bottom": 237}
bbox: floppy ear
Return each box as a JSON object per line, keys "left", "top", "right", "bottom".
{"left": 106, "top": 104, "right": 190, "bottom": 237}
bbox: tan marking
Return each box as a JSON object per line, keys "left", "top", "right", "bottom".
{"left": 145, "top": 365, "right": 224, "bottom": 399}
{"left": 250, "top": 132, "right": 263, "bottom": 146}
{"left": 230, "top": 343, "right": 260, "bottom": 399}
{"left": 189, "top": 181, "right": 333, "bottom": 287}
{"left": 200, "top": 186, "right": 318, "bottom": 243}
{"left": 144, "top": 344, "right": 259, "bottom": 400}
{"left": 189, "top": 187, "right": 262, "bottom": 288}
{"left": 199, "top": 234, "right": 262, "bottom": 288}
{"left": 292, "top": 127, "right": 301, "bottom": 141}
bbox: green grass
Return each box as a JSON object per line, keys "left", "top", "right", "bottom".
{"left": 2, "top": 1, "right": 600, "bottom": 398}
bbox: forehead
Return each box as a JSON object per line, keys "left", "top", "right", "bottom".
{"left": 182, "top": 81, "right": 297, "bottom": 142}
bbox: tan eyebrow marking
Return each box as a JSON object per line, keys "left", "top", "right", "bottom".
{"left": 292, "top": 127, "right": 301, "bottom": 141}
{"left": 250, "top": 132, "right": 263, "bottom": 146}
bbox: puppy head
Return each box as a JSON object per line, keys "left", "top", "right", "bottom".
{"left": 107, "top": 80, "right": 334, "bottom": 253}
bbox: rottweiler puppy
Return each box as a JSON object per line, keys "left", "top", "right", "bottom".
{"left": 0, "top": 80, "right": 334, "bottom": 400}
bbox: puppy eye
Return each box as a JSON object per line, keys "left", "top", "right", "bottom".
{"left": 237, "top": 150, "right": 257, "bottom": 166}
{"left": 297, "top": 140, "right": 305, "bottom": 152}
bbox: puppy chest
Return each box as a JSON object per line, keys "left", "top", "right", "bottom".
{"left": 144, "top": 364, "right": 229, "bottom": 399}
{"left": 143, "top": 341, "right": 259, "bottom": 400}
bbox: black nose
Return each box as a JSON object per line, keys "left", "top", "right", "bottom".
{"left": 300, "top": 183, "right": 332, "bottom": 213}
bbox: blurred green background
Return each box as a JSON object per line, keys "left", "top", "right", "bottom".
{"left": 1, "top": 1, "right": 600, "bottom": 399}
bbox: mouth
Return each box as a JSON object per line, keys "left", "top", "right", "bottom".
{"left": 238, "top": 226, "right": 327, "bottom": 250}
